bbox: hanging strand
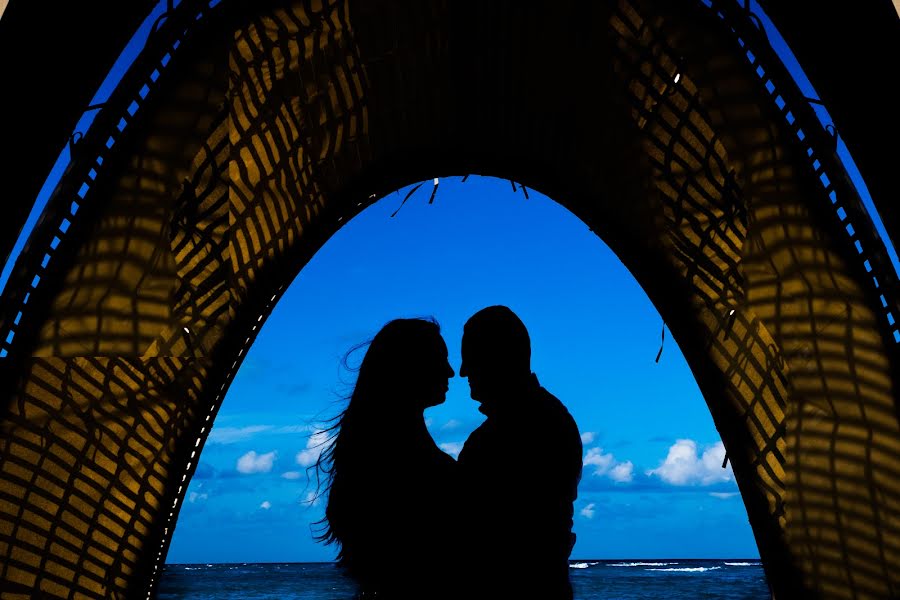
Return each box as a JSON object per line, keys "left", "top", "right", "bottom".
{"left": 390, "top": 182, "right": 424, "bottom": 218}
{"left": 428, "top": 178, "right": 440, "bottom": 204}
{"left": 655, "top": 322, "right": 666, "bottom": 363}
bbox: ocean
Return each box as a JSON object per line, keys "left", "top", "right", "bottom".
{"left": 158, "top": 560, "right": 770, "bottom": 599}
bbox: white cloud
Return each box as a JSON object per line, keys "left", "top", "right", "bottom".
{"left": 580, "top": 503, "right": 596, "bottom": 519}
{"left": 609, "top": 461, "right": 634, "bottom": 483}
{"left": 647, "top": 439, "right": 733, "bottom": 485}
{"left": 209, "top": 425, "right": 272, "bottom": 444}
{"left": 260, "top": 500, "right": 271, "bottom": 510}
{"left": 296, "top": 430, "right": 330, "bottom": 467}
{"left": 581, "top": 431, "right": 597, "bottom": 445}
{"left": 583, "top": 447, "right": 615, "bottom": 474}
{"left": 583, "top": 447, "right": 633, "bottom": 484}
{"left": 709, "top": 492, "right": 740, "bottom": 499}
{"left": 208, "top": 424, "right": 312, "bottom": 444}
{"left": 295, "top": 449, "right": 319, "bottom": 467}
{"left": 188, "top": 491, "right": 208, "bottom": 503}
{"left": 281, "top": 471, "right": 303, "bottom": 480}
{"left": 439, "top": 442, "right": 464, "bottom": 459}
{"left": 236, "top": 450, "right": 277, "bottom": 474}
{"left": 441, "top": 419, "right": 462, "bottom": 431}
{"left": 302, "top": 491, "right": 321, "bottom": 507}
{"left": 273, "top": 425, "right": 312, "bottom": 434}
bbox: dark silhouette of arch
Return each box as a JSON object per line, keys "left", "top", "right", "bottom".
{"left": 0, "top": 1, "right": 898, "bottom": 598}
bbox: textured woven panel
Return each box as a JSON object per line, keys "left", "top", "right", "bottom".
{"left": 611, "top": 4, "right": 900, "bottom": 597}
{"left": 225, "top": 0, "right": 368, "bottom": 299}
{"left": 27, "top": 23, "right": 229, "bottom": 359}
{"left": 0, "top": 0, "right": 897, "bottom": 598}
{"left": 0, "top": 357, "right": 209, "bottom": 598}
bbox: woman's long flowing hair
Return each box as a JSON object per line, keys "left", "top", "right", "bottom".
{"left": 311, "top": 317, "right": 441, "bottom": 559}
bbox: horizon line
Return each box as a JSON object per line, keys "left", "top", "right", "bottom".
{"left": 163, "top": 557, "right": 762, "bottom": 565}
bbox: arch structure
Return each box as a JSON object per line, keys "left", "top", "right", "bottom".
{"left": 0, "top": 1, "right": 898, "bottom": 598}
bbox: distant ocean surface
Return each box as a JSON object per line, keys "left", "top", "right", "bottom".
{"left": 158, "top": 560, "right": 770, "bottom": 599}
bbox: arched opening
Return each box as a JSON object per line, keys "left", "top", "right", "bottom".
{"left": 162, "top": 177, "right": 766, "bottom": 597}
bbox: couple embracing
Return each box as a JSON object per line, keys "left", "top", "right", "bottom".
{"left": 313, "top": 306, "right": 583, "bottom": 599}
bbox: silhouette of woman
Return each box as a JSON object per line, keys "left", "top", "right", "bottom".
{"left": 313, "top": 318, "right": 458, "bottom": 598}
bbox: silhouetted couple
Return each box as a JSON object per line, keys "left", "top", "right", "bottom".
{"left": 314, "top": 306, "right": 583, "bottom": 599}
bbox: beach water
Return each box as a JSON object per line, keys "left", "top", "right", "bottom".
{"left": 158, "top": 560, "right": 770, "bottom": 599}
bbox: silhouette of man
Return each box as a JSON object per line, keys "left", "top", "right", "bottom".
{"left": 457, "top": 306, "right": 583, "bottom": 599}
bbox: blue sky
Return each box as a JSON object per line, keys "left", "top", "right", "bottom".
{"left": 166, "top": 177, "right": 758, "bottom": 562}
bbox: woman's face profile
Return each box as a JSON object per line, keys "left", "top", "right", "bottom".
{"left": 373, "top": 322, "right": 455, "bottom": 411}
{"left": 413, "top": 332, "right": 455, "bottom": 409}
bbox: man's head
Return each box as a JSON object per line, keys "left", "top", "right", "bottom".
{"left": 459, "top": 305, "right": 531, "bottom": 404}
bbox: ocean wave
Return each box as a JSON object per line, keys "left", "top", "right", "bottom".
{"left": 646, "top": 566, "right": 721, "bottom": 572}
{"left": 724, "top": 562, "right": 760, "bottom": 566}
{"left": 569, "top": 562, "right": 600, "bottom": 569}
{"left": 608, "top": 562, "right": 679, "bottom": 567}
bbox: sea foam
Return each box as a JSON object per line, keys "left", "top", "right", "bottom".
{"left": 646, "top": 566, "right": 721, "bottom": 572}
{"left": 609, "top": 562, "right": 678, "bottom": 567}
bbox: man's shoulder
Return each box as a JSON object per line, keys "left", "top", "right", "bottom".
{"left": 535, "top": 386, "right": 578, "bottom": 425}
{"left": 532, "top": 386, "right": 582, "bottom": 452}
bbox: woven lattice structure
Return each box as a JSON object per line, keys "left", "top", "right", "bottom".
{"left": 1, "top": 1, "right": 898, "bottom": 598}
